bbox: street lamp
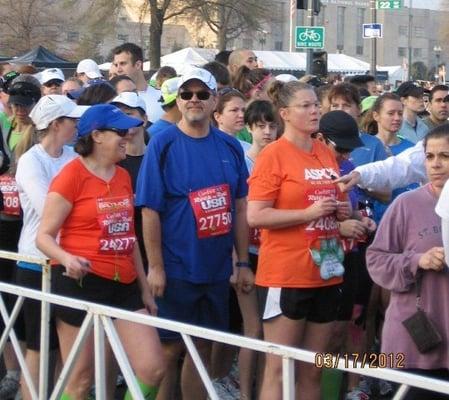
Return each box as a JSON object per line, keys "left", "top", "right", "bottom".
{"left": 434, "top": 45, "right": 442, "bottom": 83}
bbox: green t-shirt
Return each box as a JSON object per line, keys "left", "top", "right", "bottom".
{"left": 0, "top": 112, "right": 21, "bottom": 151}
{"left": 236, "top": 127, "right": 252, "bottom": 144}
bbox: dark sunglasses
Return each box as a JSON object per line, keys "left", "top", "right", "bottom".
{"left": 97, "top": 128, "right": 129, "bottom": 137}
{"left": 179, "top": 90, "right": 211, "bottom": 101}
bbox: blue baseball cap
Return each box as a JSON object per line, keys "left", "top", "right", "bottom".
{"left": 77, "top": 104, "right": 143, "bottom": 138}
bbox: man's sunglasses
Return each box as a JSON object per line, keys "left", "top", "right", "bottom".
{"left": 179, "top": 90, "right": 211, "bottom": 101}
{"left": 97, "top": 128, "right": 129, "bottom": 137}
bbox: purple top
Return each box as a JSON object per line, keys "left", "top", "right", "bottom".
{"left": 366, "top": 185, "right": 449, "bottom": 369}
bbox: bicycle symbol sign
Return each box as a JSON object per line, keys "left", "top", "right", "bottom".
{"left": 296, "top": 26, "right": 325, "bottom": 49}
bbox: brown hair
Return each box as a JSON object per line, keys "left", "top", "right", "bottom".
{"left": 267, "top": 80, "right": 312, "bottom": 110}
{"left": 327, "top": 83, "right": 361, "bottom": 106}
{"left": 232, "top": 66, "right": 271, "bottom": 99}
{"left": 212, "top": 88, "right": 246, "bottom": 127}
{"left": 74, "top": 135, "right": 94, "bottom": 156}
{"left": 360, "top": 92, "right": 401, "bottom": 134}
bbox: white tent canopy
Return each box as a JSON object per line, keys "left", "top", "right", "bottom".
{"left": 99, "top": 47, "right": 397, "bottom": 77}
{"left": 159, "top": 48, "right": 372, "bottom": 74}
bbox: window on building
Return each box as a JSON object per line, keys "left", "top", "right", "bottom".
{"left": 337, "top": 6, "right": 345, "bottom": 51}
{"left": 414, "top": 26, "right": 424, "bottom": 38}
{"left": 413, "top": 48, "right": 422, "bottom": 58}
{"left": 356, "top": 8, "right": 364, "bottom": 55}
{"left": 399, "top": 26, "right": 408, "bottom": 36}
{"left": 398, "top": 47, "right": 407, "bottom": 57}
{"left": 67, "top": 31, "right": 79, "bottom": 42}
{"left": 242, "top": 38, "right": 253, "bottom": 49}
{"left": 275, "top": 41, "right": 283, "bottom": 50}
{"left": 117, "top": 34, "right": 129, "bottom": 42}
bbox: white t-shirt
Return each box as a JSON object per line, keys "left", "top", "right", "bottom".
{"left": 139, "top": 86, "right": 164, "bottom": 123}
{"left": 435, "top": 180, "right": 449, "bottom": 266}
{"left": 16, "top": 144, "right": 77, "bottom": 258}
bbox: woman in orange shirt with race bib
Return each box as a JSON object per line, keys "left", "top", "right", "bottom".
{"left": 37, "top": 104, "right": 165, "bottom": 400}
{"left": 247, "top": 81, "right": 350, "bottom": 400}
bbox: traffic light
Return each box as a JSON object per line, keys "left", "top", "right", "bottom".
{"left": 313, "top": 0, "right": 321, "bottom": 15}
{"left": 312, "top": 51, "right": 328, "bottom": 77}
{"left": 297, "top": 0, "right": 321, "bottom": 14}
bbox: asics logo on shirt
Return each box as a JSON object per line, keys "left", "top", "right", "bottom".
{"left": 304, "top": 168, "right": 338, "bottom": 181}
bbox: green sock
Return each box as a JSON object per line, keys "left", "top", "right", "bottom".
{"left": 124, "top": 376, "right": 158, "bottom": 400}
{"left": 60, "top": 393, "right": 74, "bottom": 400}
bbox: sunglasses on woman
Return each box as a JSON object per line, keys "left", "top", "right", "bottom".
{"left": 97, "top": 128, "right": 129, "bottom": 137}
{"left": 179, "top": 90, "right": 211, "bottom": 101}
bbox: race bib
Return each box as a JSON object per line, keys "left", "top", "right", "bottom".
{"left": 304, "top": 186, "right": 339, "bottom": 240}
{"left": 0, "top": 175, "right": 20, "bottom": 216}
{"left": 96, "top": 195, "right": 136, "bottom": 255}
{"left": 189, "top": 184, "right": 232, "bottom": 239}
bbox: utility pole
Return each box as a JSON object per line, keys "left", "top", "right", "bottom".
{"left": 306, "top": 0, "right": 315, "bottom": 74}
{"left": 370, "top": 0, "right": 377, "bottom": 77}
{"left": 407, "top": 0, "right": 413, "bottom": 80}
{"left": 290, "top": 0, "right": 296, "bottom": 52}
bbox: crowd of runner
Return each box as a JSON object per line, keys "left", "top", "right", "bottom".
{"left": 0, "top": 42, "right": 449, "bottom": 400}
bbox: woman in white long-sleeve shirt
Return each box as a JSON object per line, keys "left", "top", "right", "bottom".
{"left": 14, "top": 95, "right": 87, "bottom": 400}
{"left": 436, "top": 180, "right": 449, "bottom": 267}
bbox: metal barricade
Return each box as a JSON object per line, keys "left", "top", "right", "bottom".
{"left": 1, "top": 250, "right": 449, "bottom": 400}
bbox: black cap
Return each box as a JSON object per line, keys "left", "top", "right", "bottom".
{"left": 396, "top": 81, "right": 424, "bottom": 98}
{"left": 8, "top": 81, "right": 41, "bottom": 106}
{"left": 319, "top": 110, "right": 363, "bottom": 151}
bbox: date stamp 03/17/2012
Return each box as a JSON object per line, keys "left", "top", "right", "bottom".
{"left": 314, "top": 352, "right": 405, "bottom": 369}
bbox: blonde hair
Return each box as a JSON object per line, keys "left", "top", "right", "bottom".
{"left": 267, "top": 80, "right": 312, "bottom": 109}
{"left": 10, "top": 113, "right": 36, "bottom": 162}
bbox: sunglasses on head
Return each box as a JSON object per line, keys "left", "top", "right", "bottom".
{"left": 97, "top": 128, "right": 129, "bottom": 137}
{"left": 179, "top": 90, "right": 211, "bottom": 101}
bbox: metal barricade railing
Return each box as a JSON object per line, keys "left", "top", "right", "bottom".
{"left": 2, "top": 250, "right": 449, "bottom": 400}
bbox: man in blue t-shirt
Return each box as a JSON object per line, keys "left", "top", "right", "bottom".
{"left": 136, "top": 67, "right": 252, "bottom": 400}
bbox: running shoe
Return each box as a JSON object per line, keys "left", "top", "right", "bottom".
{"left": 0, "top": 375, "right": 20, "bottom": 400}
{"left": 345, "top": 388, "right": 370, "bottom": 400}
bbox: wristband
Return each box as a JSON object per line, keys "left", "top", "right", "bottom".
{"left": 236, "top": 261, "right": 250, "bottom": 268}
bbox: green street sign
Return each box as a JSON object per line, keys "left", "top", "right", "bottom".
{"left": 295, "top": 26, "right": 325, "bottom": 49}
{"left": 376, "top": 0, "right": 402, "bottom": 9}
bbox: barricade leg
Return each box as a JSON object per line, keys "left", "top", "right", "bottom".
{"left": 0, "top": 293, "right": 38, "bottom": 399}
{"left": 282, "top": 356, "right": 295, "bottom": 400}
{"left": 94, "top": 314, "right": 106, "bottom": 400}
{"left": 181, "top": 333, "right": 219, "bottom": 400}
{"left": 100, "top": 315, "right": 144, "bottom": 400}
{"left": 49, "top": 314, "right": 94, "bottom": 400}
{"left": 39, "top": 261, "right": 51, "bottom": 399}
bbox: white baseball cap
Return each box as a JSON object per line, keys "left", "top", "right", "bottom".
{"left": 76, "top": 59, "right": 102, "bottom": 79}
{"left": 177, "top": 68, "right": 217, "bottom": 92}
{"left": 275, "top": 74, "right": 298, "bottom": 83}
{"left": 40, "top": 68, "right": 65, "bottom": 85}
{"left": 30, "top": 95, "right": 89, "bottom": 130}
{"left": 110, "top": 92, "right": 147, "bottom": 114}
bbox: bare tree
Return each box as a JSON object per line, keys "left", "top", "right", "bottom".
{"left": 194, "top": 0, "right": 274, "bottom": 50}
{"left": 70, "top": 0, "right": 122, "bottom": 62}
{"left": 0, "top": 0, "right": 77, "bottom": 55}
{"left": 147, "top": 0, "right": 202, "bottom": 69}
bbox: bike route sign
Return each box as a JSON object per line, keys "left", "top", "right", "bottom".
{"left": 295, "top": 26, "right": 325, "bottom": 49}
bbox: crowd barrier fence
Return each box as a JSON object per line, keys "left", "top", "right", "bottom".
{"left": 1, "top": 250, "right": 449, "bottom": 400}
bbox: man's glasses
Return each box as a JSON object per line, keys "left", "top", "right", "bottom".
{"left": 97, "top": 128, "right": 129, "bottom": 137}
{"left": 179, "top": 90, "right": 211, "bottom": 101}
